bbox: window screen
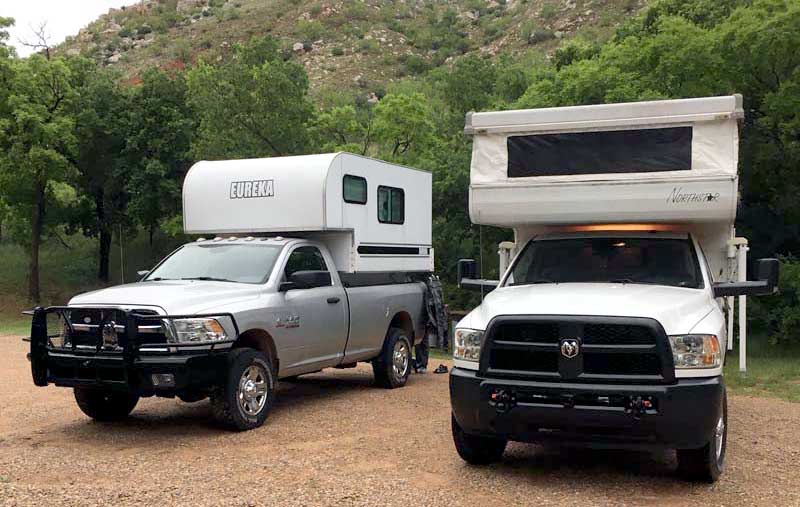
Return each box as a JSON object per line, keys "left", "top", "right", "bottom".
{"left": 343, "top": 175, "right": 367, "bottom": 204}
{"left": 507, "top": 127, "right": 692, "bottom": 177}
{"left": 378, "top": 186, "right": 405, "bottom": 224}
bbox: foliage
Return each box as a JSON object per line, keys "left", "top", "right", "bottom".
{"left": 0, "top": 54, "right": 78, "bottom": 302}
{"left": 186, "top": 36, "right": 313, "bottom": 159}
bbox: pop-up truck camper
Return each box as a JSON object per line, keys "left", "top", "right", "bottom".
{"left": 450, "top": 95, "right": 779, "bottom": 482}
{"left": 28, "top": 153, "right": 444, "bottom": 430}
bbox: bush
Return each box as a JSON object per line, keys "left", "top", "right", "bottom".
{"left": 521, "top": 21, "right": 555, "bottom": 44}
{"left": 750, "top": 258, "right": 800, "bottom": 345}
{"left": 357, "top": 38, "right": 378, "bottom": 54}
{"left": 296, "top": 20, "right": 324, "bottom": 42}
{"left": 331, "top": 46, "right": 344, "bottom": 56}
{"left": 402, "top": 54, "right": 430, "bottom": 75}
{"left": 540, "top": 2, "right": 559, "bottom": 21}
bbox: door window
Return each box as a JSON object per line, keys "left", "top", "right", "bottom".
{"left": 284, "top": 246, "right": 329, "bottom": 279}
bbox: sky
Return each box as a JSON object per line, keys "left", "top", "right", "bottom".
{"left": 5, "top": 0, "right": 136, "bottom": 57}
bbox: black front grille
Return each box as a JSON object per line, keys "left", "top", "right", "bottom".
{"left": 48, "top": 308, "right": 166, "bottom": 353}
{"left": 482, "top": 316, "right": 673, "bottom": 384}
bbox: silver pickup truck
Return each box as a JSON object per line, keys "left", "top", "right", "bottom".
{"left": 28, "top": 236, "right": 430, "bottom": 430}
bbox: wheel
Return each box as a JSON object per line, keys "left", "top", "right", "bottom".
{"left": 210, "top": 348, "right": 275, "bottom": 431}
{"left": 677, "top": 391, "right": 727, "bottom": 483}
{"left": 73, "top": 387, "right": 139, "bottom": 422}
{"left": 372, "top": 328, "right": 412, "bottom": 389}
{"left": 451, "top": 414, "right": 507, "bottom": 465}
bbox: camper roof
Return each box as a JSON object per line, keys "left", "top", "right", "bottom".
{"left": 466, "top": 95, "right": 742, "bottom": 228}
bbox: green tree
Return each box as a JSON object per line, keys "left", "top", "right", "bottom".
{"left": 372, "top": 93, "right": 434, "bottom": 158}
{"left": 0, "top": 55, "right": 77, "bottom": 302}
{"left": 126, "top": 67, "right": 194, "bottom": 244}
{"left": 187, "top": 36, "right": 313, "bottom": 159}
{"left": 68, "top": 59, "right": 131, "bottom": 282}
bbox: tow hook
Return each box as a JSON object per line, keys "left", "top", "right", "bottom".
{"left": 626, "top": 396, "right": 653, "bottom": 420}
{"left": 489, "top": 389, "right": 516, "bottom": 413}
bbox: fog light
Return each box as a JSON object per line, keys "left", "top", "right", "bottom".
{"left": 151, "top": 373, "right": 175, "bottom": 387}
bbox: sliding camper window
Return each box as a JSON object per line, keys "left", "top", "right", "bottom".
{"left": 343, "top": 175, "right": 367, "bottom": 204}
{"left": 378, "top": 186, "right": 404, "bottom": 224}
{"left": 507, "top": 126, "right": 692, "bottom": 177}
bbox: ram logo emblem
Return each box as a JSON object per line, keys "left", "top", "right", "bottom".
{"left": 560, "top": 339, "right": 580, "bottom": 359}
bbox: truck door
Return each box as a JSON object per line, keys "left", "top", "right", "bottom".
{"left": 280, "top": 245, "right": 349, "bottom": 371}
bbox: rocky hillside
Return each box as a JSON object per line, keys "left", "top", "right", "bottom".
{"left": 59, "top": 0, "right": 647, "bottom": 96}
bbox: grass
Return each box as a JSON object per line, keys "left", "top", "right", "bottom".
{"left": 0, "top": 316, "right": 31, "bottom": 337}
{"left": 724, "top": 339, "right": 800, "bottom": 403}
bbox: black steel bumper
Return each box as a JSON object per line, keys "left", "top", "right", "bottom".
{"left": 450, "top": 367, "right": 724, "bottom": 450}
{"left": 28, "top": 306, "right": 237, "bottom": 397}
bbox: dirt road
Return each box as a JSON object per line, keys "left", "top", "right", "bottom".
{"left": 1, "top": 336, "right": 799, "bottom": 507}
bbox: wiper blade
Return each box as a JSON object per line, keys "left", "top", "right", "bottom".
{"left": 180, "top": 276, "right": 238, "bottom": 283}
{"left": 511, "top": 279, "right": 558, "bottom": 286}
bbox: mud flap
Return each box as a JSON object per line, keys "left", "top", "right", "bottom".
{"left": 424, "top": 275, "right": 448, "bottom": 349}
{"left": 30, "top": 307, "right": 49, "bottom": 386}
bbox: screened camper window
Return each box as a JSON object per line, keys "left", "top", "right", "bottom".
{"left": 507, "top": 126, "right": 693, "bottom": 177}
{"left": 343, "top": 175, "right": 367, "bottom": 204}
{"left": 378, "top": 186, "right": 404, "bottom": 224}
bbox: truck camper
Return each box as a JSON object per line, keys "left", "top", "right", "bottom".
{"left": 28, "top": 153, "right": 444, "bottom": 430}
{"left": 450, "top": 95, "right": 778, "bottom": 481}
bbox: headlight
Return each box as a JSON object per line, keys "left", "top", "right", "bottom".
{"left": 454, "top": 328, "right": 483, "bottom": 362}
{"left": 669, "top": 334, "right": 721, "bottom": 368}
{"left": 163, "top": 317, "right": 230, "bottom": 344}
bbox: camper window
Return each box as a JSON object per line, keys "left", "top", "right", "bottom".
{"left": 378, "top": 186, "right": 405, "bottom": 224}
{"left": 343, "top": 175, "right": 367, "bottom": 204}
{"left": 507, "top": 127, "right": 692, "bottom": 177}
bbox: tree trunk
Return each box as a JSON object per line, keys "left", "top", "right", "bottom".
{"left": 29, "top": 181, "right": 45, "bottom": 304}
{"left": 98, "top": 227, "right": 112, "bottom": 283}
{"left": 95, "top": 191, "right": 111, "bottom": 283}
{"left": 149, "top": 225, "right": 155, "bottom": 246}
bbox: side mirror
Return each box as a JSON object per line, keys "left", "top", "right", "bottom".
{"left": 457, "top": 258, "right": 500, "bottom": 293}
{"left": 282, "top": 271, "right": 332, "bottom": 292}
{"left": 137, "top": 270, "right": 150, "bottom": 278}
{"left": 712, "top": 258, "right": 780, "bottom": 297}
{"left": 756, "top": 258, "right": 780, "bottom": 292}
{"left": 458, "top": 259, "right": 477, "bottom": 284}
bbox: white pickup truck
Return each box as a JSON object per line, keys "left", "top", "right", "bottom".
{"left": 450, "top": 96, "right": 778, "bottom": 482}
{"left": 29, "top": 153, "right": 444, "bottom": 430}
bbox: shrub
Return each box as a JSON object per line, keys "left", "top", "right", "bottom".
{"left": 750, "top": 258, "right": 800, "bottom": 345}
{"left": 357, "top": 38, "right": 378, "bottom": 54}
{"left": 521, "top": 21, "right": 555, "bottom": 44}
{"left": 331, "top": 46, "right": 344, "bottom": 56}
{"left": 540, "top": 2, "right": 559, "bottom": 21}
{"left": 296, "top": 20, "right": 325, "bottom": 42}
{"left": 402, "top": 54, "right": 430, "bottom": 75}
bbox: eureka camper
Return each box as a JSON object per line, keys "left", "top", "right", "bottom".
{"left": 450, "top": 95, "right": 779, "bottom": 482}
{"left": 27, "top": 153, "right": 444, "bottom": 431}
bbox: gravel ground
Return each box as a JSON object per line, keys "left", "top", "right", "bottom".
{"left": 1, "top": 336, "right": 799, "bottom": 507}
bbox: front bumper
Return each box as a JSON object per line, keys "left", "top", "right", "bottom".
{"left": 450, "top": 367, "right": 724, "bottom": 450}
{"left": 28, "top": 306, "right": 237, "bottom": 397}
{"left": 41, "top": 348, "right": 231, "bottom": 396}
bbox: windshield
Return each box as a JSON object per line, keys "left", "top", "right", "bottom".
{"left": 506, "top": 237, "right": 703, "bottom": 289}
{"left": 145, "top": 244, "right": 283, "bottom": 284}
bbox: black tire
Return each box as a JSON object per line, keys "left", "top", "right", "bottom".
{"left": 451, "top": 414, "right": 507, "bottom": 465}
{"left": 372, "top": 327, "right": 412, "bottom": 389}
{"left": 210, "top": 348, "right": 276, "bottom": 431}
{"left": 677, "top": 391, "right": 727, "bottom": 483}
{"left": 73, "top": 387, "right": 139, "bottom": 422}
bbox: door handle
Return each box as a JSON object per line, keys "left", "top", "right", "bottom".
{"left": 327, "top": 297, "right": 341, "bottom": 304}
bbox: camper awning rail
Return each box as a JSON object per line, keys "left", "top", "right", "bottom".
{"left": 464, "top": 95, "right": 743, "bottom": 135}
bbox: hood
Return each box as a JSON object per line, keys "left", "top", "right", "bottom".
{"left": 459, "top": 283, "right": 714, "bottom": 335}
{"left": 68, "top": 280, "right": 262, "bottom": 315}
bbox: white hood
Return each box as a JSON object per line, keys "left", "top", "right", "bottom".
{"left": 459, "top": 283, "right": 714, "bottom": 336}
{"left": 68, "top": 280, "right": 261, "bottom": 315}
